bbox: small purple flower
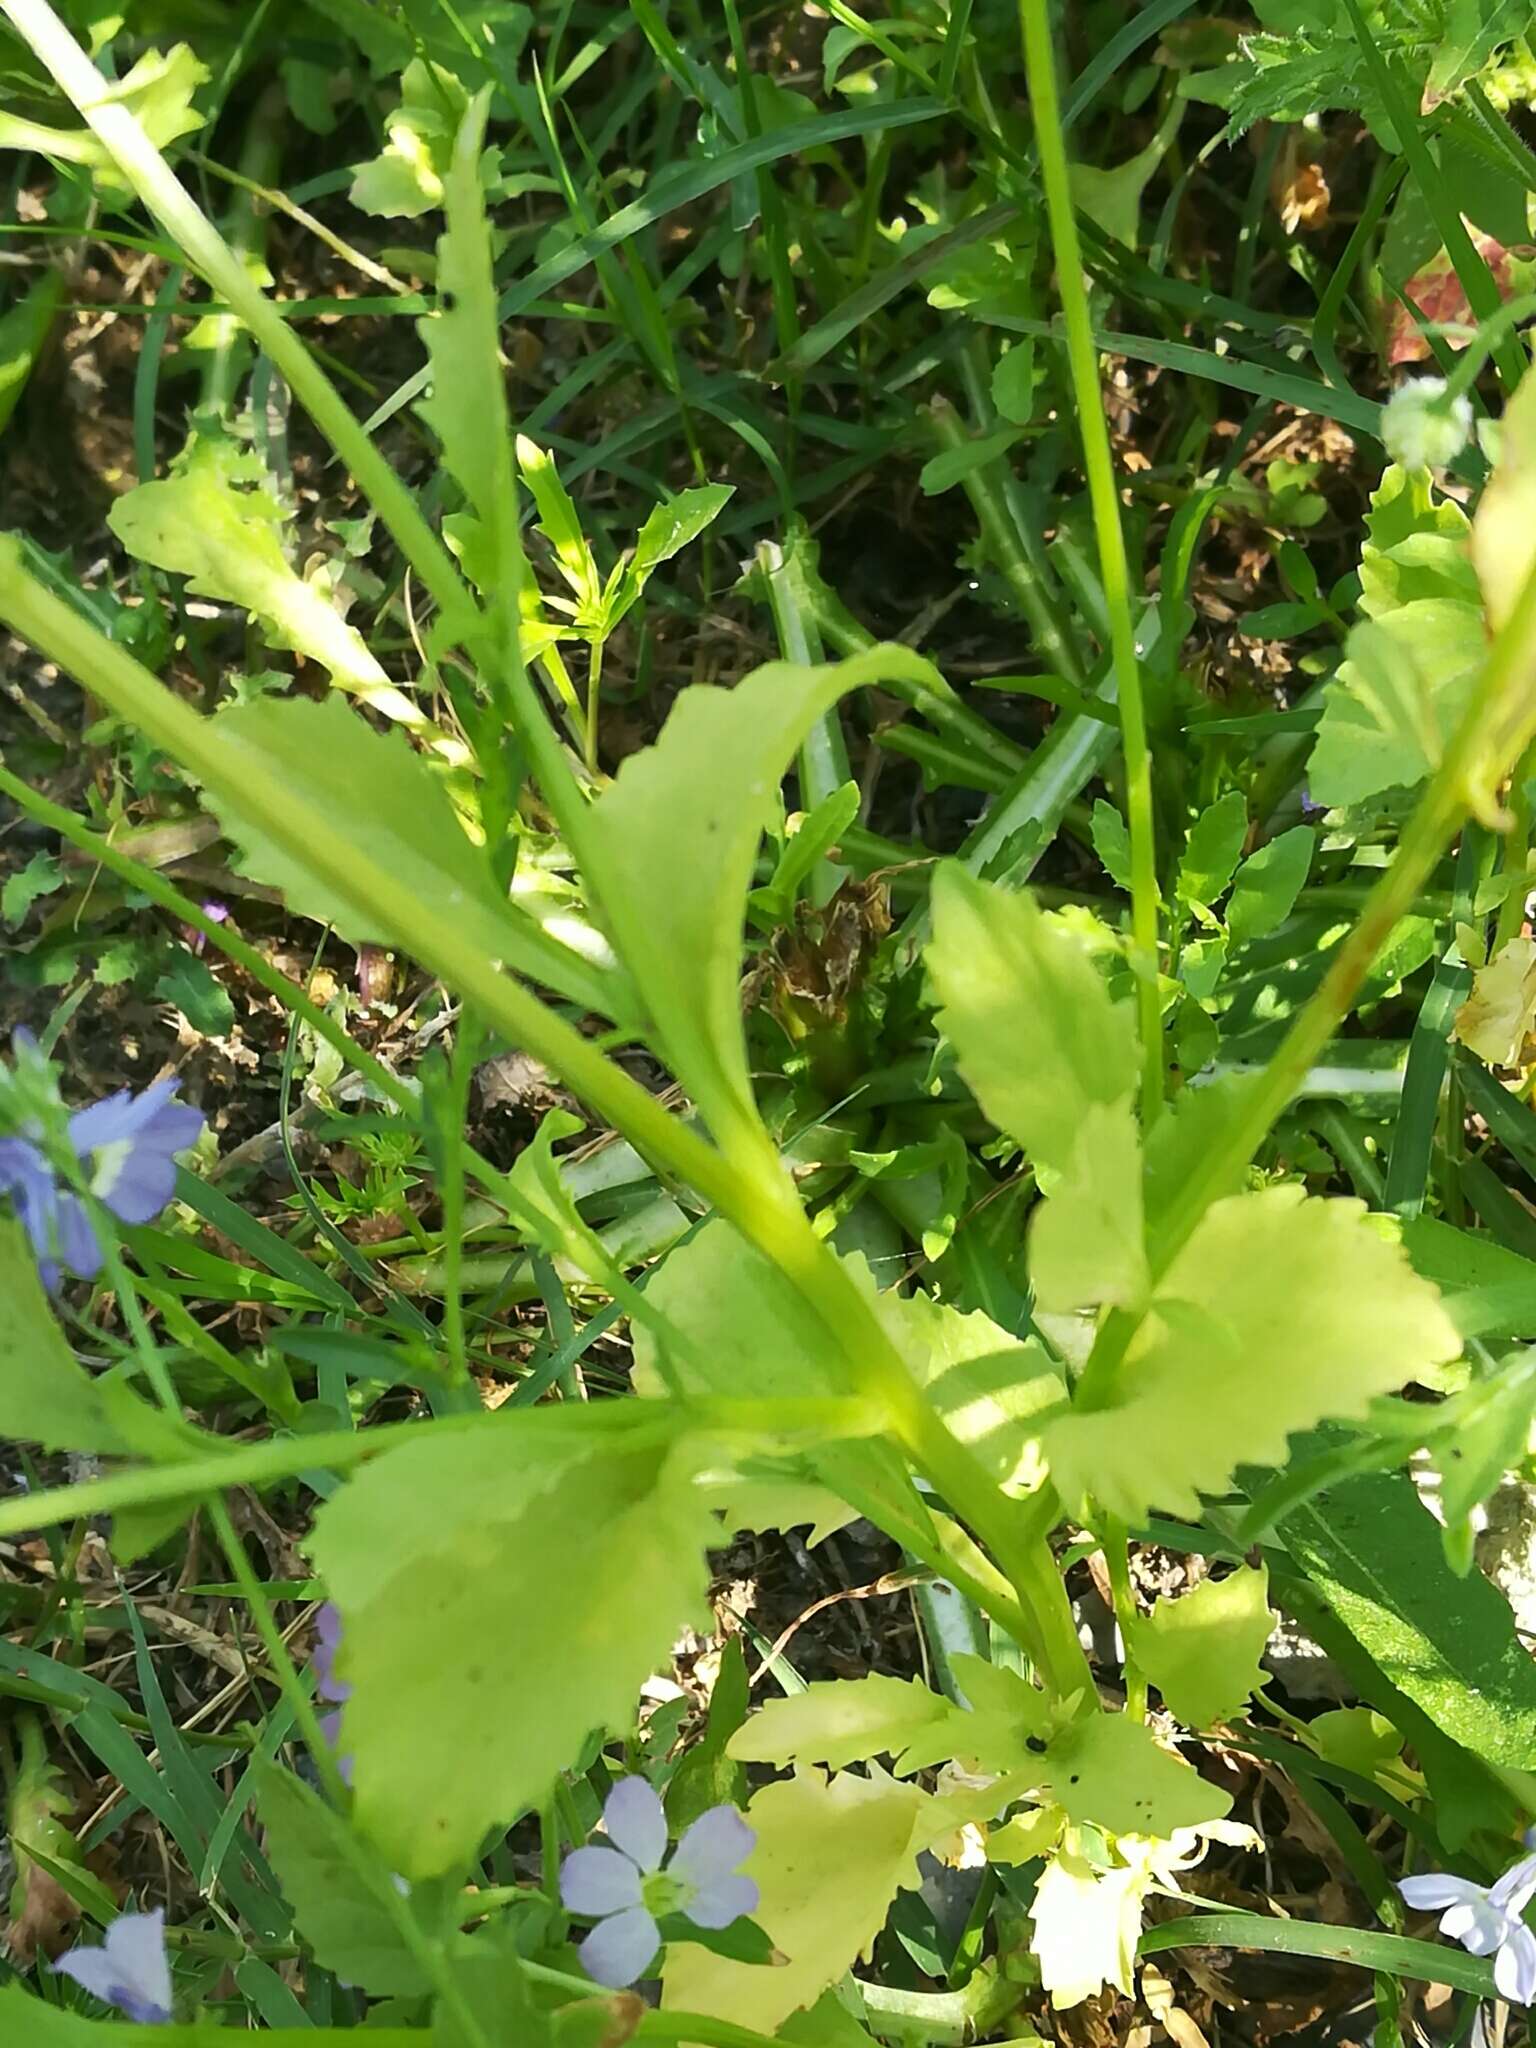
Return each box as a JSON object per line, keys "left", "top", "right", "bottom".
{"left": 179, "top": 900, "right": 229, "bottom": 955}
{"left": 1399, "top": 1848, "right": 1536, "bottom": 2002}
{"left": 311, "top": 1601, "right": 354, "bottom": 1783}
{"left": 0, "top": 1045, "right": 202, "bottom": 1287}
{"left": 53, "top": 1907, "right": 173, "bottom": 2023}
{"left": 561, "top": 1778, "right": 757, "bottom": 1989}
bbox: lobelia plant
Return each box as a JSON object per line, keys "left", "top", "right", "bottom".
{"left": 10, "top": 1, "right": 1536, "bottom": 2045}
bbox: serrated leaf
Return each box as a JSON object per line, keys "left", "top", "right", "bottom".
{"left": 310, "top": 1426, "right": 713, "bottom": 1876}
{"left": 153, "top": 950, "right": 234, "bottom": 1038}
{"left": 609, "top": 486, "right": 735, "bottom": 626}
{"left": 1454, "top": 936, "right": 1536, "bottom": 1066}
{"left": 350, "top": 59, "right": 468, "bottom": 218}
{"left": 2, "top": 850, "right": 64, "bottom": 925}
{"left": 1309, "top": 604, "right": 1485, "bottom": 808}
{"left": 199, "top": 695, "right": 621, "bottom": 1016}
{"left": 109, "top": 433, "right": 413, "bottom": 723}
{"left": 1029, "top": 1843, "right": 1149, "bottom": 2008}
{"left": 1089, "top": 800, "right": 1132, "bottom": 891}
{"left": 1226, "top": 826, "right": 1314, "bottom": 945}
{"left": 256, "top": 1764, "right": 428, "bottom": 1996}
{"left": 1133, "top": 1565, "right": 1274, "bottom": 1729}
{"left": 728, "top": 1675, "right": 949, "bottom": 1773}
{"left": 927, "top": 864, "right": 1138, "bottom": 1177}
{"left": 586, "top": 648, "right": 943, "bottom": 1145}
{"left": 1044, "top": 1187, "right": 1462, "bottom": 1522}
{"left": 1177, "top": 792, "right": 1248, "bottom": 910}
{"left": 662, "top": 1767, "right": 952, "bottom": 2036}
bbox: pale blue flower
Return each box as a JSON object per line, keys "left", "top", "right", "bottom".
{"left": 53, "top": 1907, "right": 173, "bottom": 2023}
{"left": 561, "top": 1778, "right": 757, "bottom": 1988}
{"left": 0, "top": 1039, "right": 202, "bottom": 1288}
{"left": 1399, "top": 1848, "right": 1536, "bottom": 2003}
{"left": 310, "top": 1600, "right": 353, "bottom": 1783}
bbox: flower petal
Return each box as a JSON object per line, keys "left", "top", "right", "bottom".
{"left": 684, "top": 1873, "right": 760, "bottom": 1931}
{"left": 311, "top": 1603, "right": 352, "bottom": 1703}
{"left": 1494, "top": 1850, "right": 1536, "bottom": 1918}
{"left": 1442, "top": 1900, "right": 1506, "bottom": 1955}
{"left": 561, "top": 1845, "right": 644, "bottom": 1917}
{"left": 671, "top": 1805, "right": 755, "bottom": 1890}
{"left": 1398, "top": 1873, "right": 1488, "bottom": 1912}
{"left": 55, "top": 1194, "right": 103, "bottom": 1279}
{"left": 602, "top": 1777, "right": 667, "bottom": 1874}
{"left": 1497, "top": 1925, "right": 1536, "bottom": 2006}
{"left": 105, "top": 1908, "right": 173, "bottom": 2018}
{"left": 578, "top": 1906, "right": 659, "bottom": 1989}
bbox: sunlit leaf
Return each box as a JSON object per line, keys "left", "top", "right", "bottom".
{"left": 1133, "top": 1565, "right": 1274, "bottom": 1729}
{"left": 1454, "top": 936, "right": 1536, "bottom": 1066}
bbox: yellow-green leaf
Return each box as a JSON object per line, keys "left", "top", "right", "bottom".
{"left": 1133, "top": 1565, "right": 1274, "bottom": 1730}
{"left": 310, "top": 1424, "right": 712, "bottom": 1877}
{"left": 1473, "top": 357, "right": 1536, "bottom": 632}
{"left": 1028, "top": 1100, "right": 1148, "bottom": 1314}
{"left": 1034, "top": 1712, "right": 1230, "bottom": 1837}
{"left": 728, "top": 1675, "right": 949, "bottom": 1773}
{"left": 1454, "top": 937, "right": 1536, "bottom": 1067}
{"left": 1044, "top": 1188, "right": 1462, "bottom": 1522}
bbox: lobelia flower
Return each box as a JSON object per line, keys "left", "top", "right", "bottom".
{"left": 53, "top": 1907, "right": 174, "bottom": 2023}
{"left": 310, "top": 1600, "right": 354, "bottom": 1784}
{"left": 560, "top": 1777, "right": 758, "bottom": 1989}
{"left": 0, "top": 1041, "right": 203, "bottom": 1289}
{"left": 1399, "top": 1847, "right": 1536, "bottom": 2003}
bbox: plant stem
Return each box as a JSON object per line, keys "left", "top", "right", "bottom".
{"left": 1075, "top": 536, "right": 1536, "bottom": 1409}
{"left": 0, "top": 0, "right": 470, "bottom": 628}
{"left": 1017, "top": 0, "right": 1162, "bottom": 1126}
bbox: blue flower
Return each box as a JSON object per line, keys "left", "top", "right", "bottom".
{"left": 560, "top": 1778, "right": 757, "bottom": 1989}
{"left": 310, "top": 1600, "right": 354, "bottom": 1783}
{"left": 53, "top": 1907, "right": 173, "bottom": 2023}
{"left": 1399, "top": 1848, "right": 1536, "bottom": 2003}
{"left": 0, "top": 1049, "right": 202, "bottom": 1287}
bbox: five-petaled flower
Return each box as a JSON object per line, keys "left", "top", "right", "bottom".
{"left": 54, "top": 1907, "right": 174, "bottom": 2023}
{"left": 561, "top": 1777, "right": 758, "bottom": 1989}
{"left": 0, "top": 1039, "right": 202, "bottom": 1289}
{"left": 1399, "top": 1848, "right": 1536, "bottom": 2004}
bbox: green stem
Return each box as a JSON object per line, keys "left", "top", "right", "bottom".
{"left": 1101, "top": 1518, "right": 1148, "bottom": 1720}
{"left": 1017, "top": 0, "right": 1162, "bottom": 1126}
{"left": 0, "top": 0, "right": 470, "bottom": 628}
{"left": 1075, "top": 523, "right": 1536, "bottom": 1409}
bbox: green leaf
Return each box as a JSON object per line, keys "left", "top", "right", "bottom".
{"left": 632, "top": 1219, "right": 933, "bottom": 1548}
{"left": 917, "top": 425, "right": 1022, "bottom": 497}
{"left": 199, "top": 695, "right": 622, "bottom": 1017}
{"left": 1454, "top": 937, "right": 1536, "bottom": 1066}
{"left": 1403, "top": 1214, "right": 1536, "bottom": 1342}
{"left": 608, "top": 486, "right": 736, "bottom": 626}
{"left": 1029, "top": 1100, "right": 1148, "bottom": 1314}
{"left": 991, "top": 339, "right": 1037, "bottom": 426}
{"left": 516, "top": 435, "right": 598, "bottom": 605}
{"left": 1089, "top": 799, "right": 1132, "bottom": 891}
{"left": 1044, "top": 1187, "right": 1462, "bottom": 1522}
{"left": 1176, "top": 792, "right": 1248, "bottom": 910}
{"left": 0, "top": 1218, "right": 139, "bottom": 1453}
{"left": 587, "top": 647, "right": 943, "bottom": 1145}
{"left": 1035, "top": 1712, "right": 1230, "bottom": 1836}
{"left": 0, "top": 1983, "right": 428, "bottom": 2044}
{"left": 666, "top": 1636, "right": 749, "bottom": 1831}
{"left": 927, "top": 865, "right": 1138, "bottom": 1177}
{"left": 416, "top": 88, "right": 517, "bottom": 620}
{"left": 728, "top": 1675, "right": 950, "bottom": 1773}
{"left": 109, "top": 433, "right": 415, "bottom": 723}
{"left": 153, "top": 950, "right": 234, "bottom": 1038}
{"left": 1433, "top": 1350, "right": 1536, "bottom": 1573}
{"left": 1310, "top": 605, "right": 1485, "bottom": 809}
{"left": 350, "top": 59, "right": 470, "bottom": 217}
{"left": 310, "top": 1423, "right": 713, "bottom": 1875}
{"left": 256, "top": 1764, "right": 429, "bottom": 1996}
{"left": 1281, "top": 1468, "right": 1536, "bottom": 1769}
{"left": 3, "top": 848, "right": 64, "bottom": 924}
{"left": 1225, "top": 826, "right": 1314, "bottom": 945}
{"left": 1474, "top": 331, "right": 1536, "bottom": 633}
{"left": 1133, "top": 1565, "right": 1274, "bottom": 1729}
{"left": 663, "top": 1767, "right": 954, "bottom": 2037}
{"left": 0, "top": 269, "right": 63, "bottom": 439}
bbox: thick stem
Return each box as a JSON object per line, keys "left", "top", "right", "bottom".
{"left": 1017, "top": 0, "right": 1162, "bottom": 1126}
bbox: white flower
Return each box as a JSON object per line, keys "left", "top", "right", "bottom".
{"left": 1399, "top": 1848, "right": 1536, "bottom": 2003}
{"left": 1382, "top": 377, "right": 1474, "bottom": 471}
